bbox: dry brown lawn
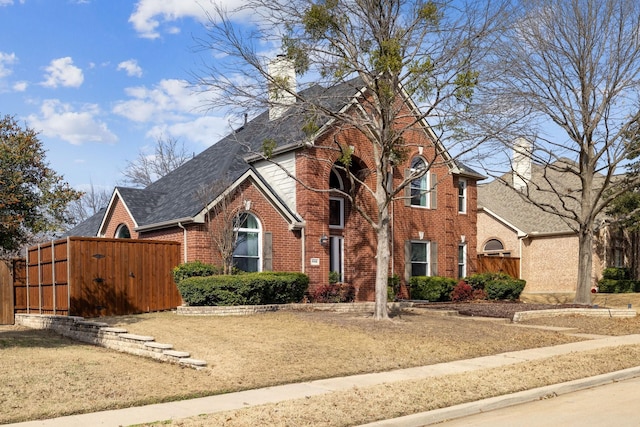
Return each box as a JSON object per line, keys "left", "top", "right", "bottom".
{"left": 1, "top": 308, "right": 639, "bottom": 425}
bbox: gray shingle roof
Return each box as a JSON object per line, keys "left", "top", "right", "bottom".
{"left": 61, "top": 208, "right": 107, "bottom": 237}
{"left": 478, "top": 159, "right": 605, "bottom": 234}
{"left": 66, "top": 76, "right": 479, "bottom": 235}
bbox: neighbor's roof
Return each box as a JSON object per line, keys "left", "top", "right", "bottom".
{"left": 62, "top": 207, "right": 107, "bottom": 237}
{"left": 478, "top": 159, "right": 606, "bottom": 235}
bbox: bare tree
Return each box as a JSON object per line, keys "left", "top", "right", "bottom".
{"left": 67, "top": 182, "right": 111, "bottom": 225}
{"left": 122, "top": 135, "right": 191, "bottom": 188}
{"left": 474, "top": 0, "right": 640, "bottom": 304}
{"left": 198, "top": 179, "right": 243, "bottom": 275}
{"left": 197, "top": 0, "right": 506, "bottom": 319}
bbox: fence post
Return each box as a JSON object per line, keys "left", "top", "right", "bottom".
{"left": 25, "top": 246, "right": 29, "bottom": 314}
{"left": 51, "top": 240, "right": 56, "bottom": 315}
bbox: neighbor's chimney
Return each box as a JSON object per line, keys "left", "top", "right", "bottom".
{"left": 268, "top": 55, "right": 297, "bottom": 121}
{"left": 512, "top": 137, "right": 532, "bottom": 191}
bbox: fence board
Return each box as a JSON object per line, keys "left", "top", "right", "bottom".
{"left": 476, "top": 255, "right": 520, "bottom": 278}
{"left": 15, "top": 237, "right": 181, "bottom": 318}
{"left": 0, "top": 261, "right": 14, "bottom": 324}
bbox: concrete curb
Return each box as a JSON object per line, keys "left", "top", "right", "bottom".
{"left": 359, "top": 366, "right": 640, "bottom": 427}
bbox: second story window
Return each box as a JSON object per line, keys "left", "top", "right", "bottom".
{"left": 410, "top": 157, "right": 429, "bottom": 207}
{"left": 458, "top": 178, "right": 467, "bottom": 213}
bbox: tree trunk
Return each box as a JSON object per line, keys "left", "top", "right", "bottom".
{"left": 574, "top": 228, "right": 593, "bottom": 305}
{"left": 373, "top": 204, "right": 390, "bottom": 320}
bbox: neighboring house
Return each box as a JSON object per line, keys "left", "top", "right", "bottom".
{"left": 477, "top": 140, "right": 612, "bottom": 293}
{"left": 66, "top": 58, "right": 483, "bottom": 301}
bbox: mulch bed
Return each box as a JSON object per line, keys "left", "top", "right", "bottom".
{"left": 412, "top": 301, "right": 589, "bottom": 320}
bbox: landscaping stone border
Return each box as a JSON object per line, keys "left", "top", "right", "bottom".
{"left": 513, "top": 308, "right": 637, "bottom": 323}
{"left": 176, "top": 301, "right": 412, "bottom": 316}
{"left": 14, "top": 314, "right": 206, "bottom": 369}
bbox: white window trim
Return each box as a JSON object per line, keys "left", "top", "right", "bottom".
{"left": 329, "top": 197, "right": 345, "bottom": 229}
{"left": 410, "top": 157, "right": 430, "bottom": 208}
{"left": 233, "top": 213, "right": 262, "bottom": 272}
{"left": 458, "top": 178, "right": 467, "bottom": 214}
{"left": 410, "top": 240, "right": 430, "bottom": 277}
{"left": 458, "top": 243, "right": 467, "bottom": 278}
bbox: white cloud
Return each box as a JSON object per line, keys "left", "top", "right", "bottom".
{"left": 27, "top": 99, "right": 117, "bottom": 145}
{"left": 129, "top": 0, "right": 252, "bottom": 39}
{"left": 0, "top": 0, "right": 14, "bottom": 6}
{"left": 147, "top": 115, "right": 230, "bottom": 146}
{"left": 41, "top": 57, "right": 84, "bottom": 88}
{"left": 12, "top": 81, "right": 27, "bottom": 91}
{"left": 0, "top": 51, "right": 17, "bottom": 78}
{"left": 112, "top": 78, "right": 204, "bottom": 122}
{"left": 117, "top": 59, "right": 143, "bottom": 77}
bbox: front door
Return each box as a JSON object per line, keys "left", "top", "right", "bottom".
{"left": 329, "top": 236, "right": 344, "bottom": 282}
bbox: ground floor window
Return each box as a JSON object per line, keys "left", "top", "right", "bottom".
{"left": 410, "top": 241, "right": 430, "bottom": 276}
{"left": 458, "top": 244, "right": 467, "bottom": 278}
{"left": 329, "top": 235, "right": 344, "bottom": 282}
{"left": 233, "top": 213, "right": 261, "bottom": 272}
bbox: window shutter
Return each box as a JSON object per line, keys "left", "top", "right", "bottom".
{"left": 430, "top": 241, "right": 438, "bottom": 276}
{"left": 263, "top": 232, "right": 273, "bottom": 271}
{"left": 404, "top": 169, "right": 411, "bottom": 206}
{"left": 430, "top": 173, "right": 437, "bottom": 209}
{"left": 404, "top": 240, "right": 412, "bottom": 284}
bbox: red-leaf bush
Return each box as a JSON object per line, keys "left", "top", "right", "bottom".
{"left": 451, "top": 281, "right": 474, "bottom": 302}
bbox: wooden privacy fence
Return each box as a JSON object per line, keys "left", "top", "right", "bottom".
{"left": 476, "top": 255, "right": 520, "bottom": 278}
{"left": 14, "top": 237, "right": 182, "bottom": 318}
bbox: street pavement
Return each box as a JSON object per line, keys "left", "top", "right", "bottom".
{"left": 8, "top": 334, "right": 640, "bottom": 427}
{"left": 434, "top": 375, "right": 640, "bottom": 427}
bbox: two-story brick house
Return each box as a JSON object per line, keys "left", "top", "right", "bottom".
{"left": 67, "top": 60, "right": 483, "bottom": 300}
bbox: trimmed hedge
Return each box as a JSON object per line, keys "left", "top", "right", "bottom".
{"left": 409, "top": 276, "right": 457, "bottom": 301}
{"left": 172, "top": 261, "right": 221, "bottom": 284}
{"left": 177, "top": 272, "right": 309, "bottom": 306}
{"left": 465, "top": 272, "right": 526, "bottom": 301}
{"left": 485, "top": 278, "right": 526, "bottom": 300}
{"left": 597, "top": 267, "right": 640, "bottom": 293}
{"left": 598, "top": 279, "right": 640, "bottom": 293}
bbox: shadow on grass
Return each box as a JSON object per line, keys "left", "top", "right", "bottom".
{"left": 0, "top": 327, "right": 79, "bottom": 349}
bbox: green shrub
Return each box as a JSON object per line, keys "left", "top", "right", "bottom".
{"left": 409, "top": 276, "right": 457, "bottom": 302}
{"left": 328, "top": 271, "right": 340, "bottom": 284}
{"left": 388, "top": 274, "right": 401, "bottom": 301}
{"left": 597, "top": 278, "right": 639, "bottom": 293}
{"left": 177, "top": 272, "right": 309, "bottom": 306}
{"left": 597, "top": 268, "right": 640, "bottom": 293}
{"left": 602, "top": 267, "right": 630, "bottom": 280}
{"left": 464, "top": 272, "right": 513, "bottom": 290}
{"left": 172, "top": 261, "right": 221, "bottom": 284}
{"left": 485, "top": 277, "right": 526, "bottom": 300}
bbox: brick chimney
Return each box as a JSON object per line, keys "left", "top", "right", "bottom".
{"left": 268, "top": 55, "right": 297, "bottom": 121}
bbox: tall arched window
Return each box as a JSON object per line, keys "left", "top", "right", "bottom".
{"left": 115, "top": 224, "right": 131, "bottom": 239}
{"left": 233, "top": 213, "right": 261, "bottom": 272}
{"left": 410, "top": 157, "right": 429, "bottom": 207}
{"left": 329, "top": 166, "right": 345, "bottom": 229}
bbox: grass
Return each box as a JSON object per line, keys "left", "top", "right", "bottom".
{"left": 1, "top": 308, "right": 640, "bottom": 425}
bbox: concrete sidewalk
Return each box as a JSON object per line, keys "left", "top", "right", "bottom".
{"left": 9, "top": 334, "right": 640, "bottom": 427}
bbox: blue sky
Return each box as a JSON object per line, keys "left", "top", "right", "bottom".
{"left": 0, "top": 0, "right": 250, "bottom": 193}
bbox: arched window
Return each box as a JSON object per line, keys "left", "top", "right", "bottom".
{"left": 233, "top": 213, "right": 261, "bottom": 272}
{"left": 483, "top": 239, "right": 510, "bottom": 256}
{"left": 329, "top": 166, "right": 345, "bottom": 229}
{"left": 410, "top": 157, "right": 429, "bottom": 207}
{"left": 329, "top": 168, "right": 344, "bottom": 191}
{"left": 484, "top": 239, "right": 504, "bottom": 251}
{"left": 115, "top": 224, "right": 131, "bottom": 239}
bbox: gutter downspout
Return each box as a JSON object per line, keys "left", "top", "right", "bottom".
{"left": 177, "top": 222, "right": 188, "bottom": 263}
{"left": 301, "top": 227, "right": 305, "bottom": 274}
